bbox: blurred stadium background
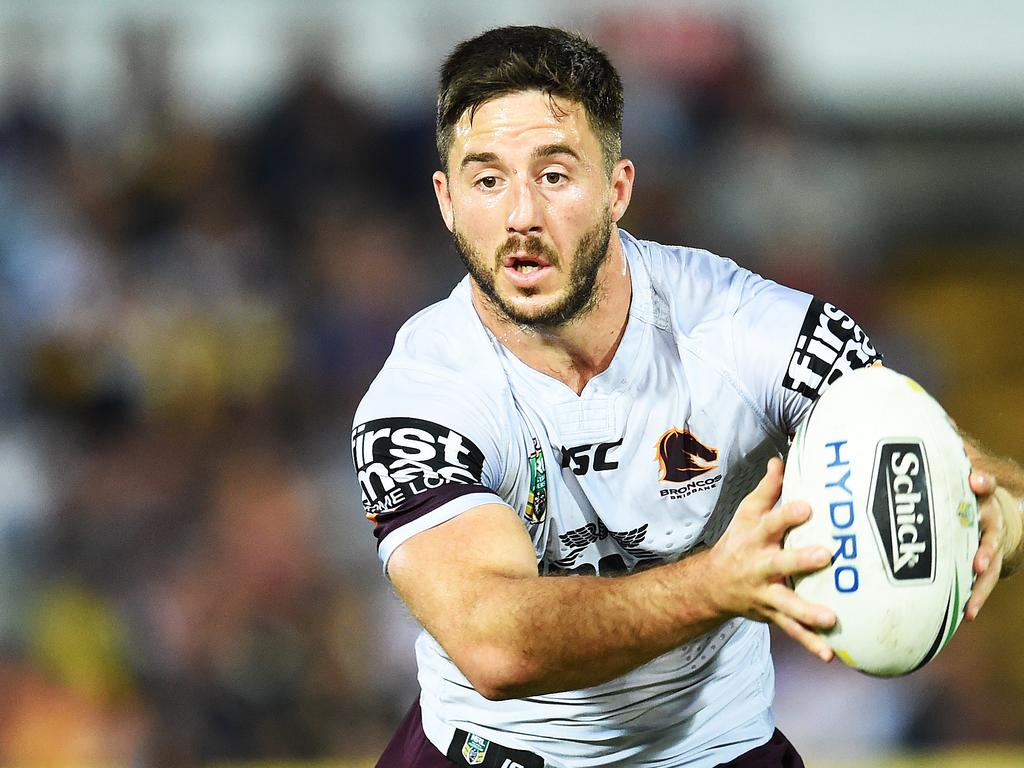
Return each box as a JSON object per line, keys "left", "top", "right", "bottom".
{"left": 0, "top": 1, "right": 1022, "bottom": 766}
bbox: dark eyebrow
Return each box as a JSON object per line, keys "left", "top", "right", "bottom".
{"left": 460, "top": 151, "right": 499, "bottom": 170}
{"left": 532, "top": 144, "right": 581, "bottom": 162}
{"left": 459, "top": 145, "right": 581, "bottom": 171}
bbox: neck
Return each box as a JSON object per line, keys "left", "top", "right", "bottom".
{"left": 472, "top": 228, "right": 632, "bottom": 395}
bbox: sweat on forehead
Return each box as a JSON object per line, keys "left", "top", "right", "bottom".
{"left": 450, "top": 93, "right": 597, "bottom": 174}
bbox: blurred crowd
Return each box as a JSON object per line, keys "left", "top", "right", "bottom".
{"left": 0, "top": 23, "right": 453, "bottom": 764}
{"left": 0, "top": 12, "right": 1022, "bottom": 767}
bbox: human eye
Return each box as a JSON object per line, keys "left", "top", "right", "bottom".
{"left": 541, "top": 171, "right": 567, "bottom": 185}
{"left": 474, "top": 175, "right": 499, "bottom": 190}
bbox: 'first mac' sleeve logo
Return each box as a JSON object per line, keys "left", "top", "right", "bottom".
{"left": 352, "top": 418, "right": 486, "bottom": 517}
{"left": 784, "top": 298, "right": 881, "bottom": 400}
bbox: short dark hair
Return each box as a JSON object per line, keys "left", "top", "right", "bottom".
{"left": 436, "top": 26, "right": 624, "bottom": 175}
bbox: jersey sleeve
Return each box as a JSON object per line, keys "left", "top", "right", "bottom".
{"left": 352, "top": 367, "right": 510, "bottom": 572}
{"left": 729, "top": 272, "right": 882, "bottom": 435}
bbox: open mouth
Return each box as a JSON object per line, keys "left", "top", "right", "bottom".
{"left": 504, "top": 253, "right": 551, "bottom": 274}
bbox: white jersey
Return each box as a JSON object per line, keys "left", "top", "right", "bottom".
{"left": 352, "top": 230, "right": 880, "bottom": 767}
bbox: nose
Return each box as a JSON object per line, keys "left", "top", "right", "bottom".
{"left": 506, "top": 175, "right": 543, "bottom": 236}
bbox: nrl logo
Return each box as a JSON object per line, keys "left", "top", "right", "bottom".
{"left": 524, "top": 438, "right": 547, "bottom": 524}
{"left": 462, "top": 733, "right": 489, "bottom": 765}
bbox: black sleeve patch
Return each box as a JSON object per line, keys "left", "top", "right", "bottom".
{"left": 783, "top": 298, "right": 882, "bottom": 400}
{"left": 352, "top": 417, "right": 488, "bottom": 521}
{"left": 369, "top": 482, "right": 491, "bottom": 546}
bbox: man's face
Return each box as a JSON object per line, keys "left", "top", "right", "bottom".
{"left": 433, "top": 90, "right": 630, "bottom": 328}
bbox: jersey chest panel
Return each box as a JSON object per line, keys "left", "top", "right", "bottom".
{"left": 504, "top": 330, "right": 780, "bottom": 576}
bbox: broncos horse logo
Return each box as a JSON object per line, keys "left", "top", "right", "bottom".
{"left": 655, "top": 428, "right": 718, "bottom": 482}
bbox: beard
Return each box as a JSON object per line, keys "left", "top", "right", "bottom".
{"left": 452, "top": 216, "right": 613, "bottom": 329}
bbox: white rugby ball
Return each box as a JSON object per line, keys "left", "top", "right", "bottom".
{"left": 782, "top": 366, "right": 978, "bottom": 677}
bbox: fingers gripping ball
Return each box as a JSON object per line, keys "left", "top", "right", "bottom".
{"left": 782, "top": 367, "right": 979, "bottom": 676}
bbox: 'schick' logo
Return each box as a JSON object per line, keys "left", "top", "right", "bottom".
{"left": 656, "top": 428, "right": 718, "bottom": 482}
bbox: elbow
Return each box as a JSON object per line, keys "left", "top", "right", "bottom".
{"left": 457, "top": 643, "right": 542, "bottom": 701}
{"left": 473, "top": 680, "right": 518, "bottom": 702}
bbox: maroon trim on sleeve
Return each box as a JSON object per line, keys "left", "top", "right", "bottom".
{"left": 371, "top": 482, "right": 494, "bottom": 548}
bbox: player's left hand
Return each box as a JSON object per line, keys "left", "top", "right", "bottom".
{"left": 966, "top": 471, "right": 1011, "bottom": 620}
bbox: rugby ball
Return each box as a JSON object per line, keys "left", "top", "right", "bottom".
{"left": 782, "top": 366, "right": 978, "bottom": 677}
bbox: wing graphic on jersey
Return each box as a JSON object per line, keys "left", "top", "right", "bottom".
{"left": 607, "top": 524, "right": 647, "bottom": 550}
{"left": 607, "top": 524, "right": 659, "bottom": 561}
{"left": 558, "top": 521, "right": 606, "bottom": 549}
{"left": 554, "top": 521, "right": 657, "bottom": 568}
{"left": 554, "top": 521, "right": 605, "bottom": 568}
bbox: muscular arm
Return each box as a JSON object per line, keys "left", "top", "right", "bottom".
{"left": 963, "top": 436, "right": 1024, "bottom": 619}
{"left": 387, "top": 458, "right": 835, "bottom": 700}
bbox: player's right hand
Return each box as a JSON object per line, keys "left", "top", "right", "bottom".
{"left": 704, "top": 457, "right": 836, "bottom": 661}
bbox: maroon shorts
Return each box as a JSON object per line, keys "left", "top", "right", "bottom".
{"left": 377, "top": 699, "right": 805, "bottom": 768}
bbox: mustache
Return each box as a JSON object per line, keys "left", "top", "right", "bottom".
{"left": 495, "top": 236, "right": 560, "bottom": 267}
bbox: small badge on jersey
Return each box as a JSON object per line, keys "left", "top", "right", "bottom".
{"left": 351, "top": 417, "right": 485, "bottom": 518}
{"left": 655, "top": 428, "right": 718, "bottom": 482}
{"left": 462, "top": 733, "right": 489, "bottom": 765}
{"left": 655, "top": 428, "right": 723, "bottom": 501}
{"left": 524, "top": 437, "right": 548, "bottom": 524}
{"left": 447, "top": 728, "right": 544, "bottom": 768}
{"left": 783, "top": 298, "right": 881, "bottom": 401}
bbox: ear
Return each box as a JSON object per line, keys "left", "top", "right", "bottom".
{"left": 608, "top": 159, "right": 635, "bottom": 224}
{"left": 433, "top": 171, "right": 455, "bottom": 232}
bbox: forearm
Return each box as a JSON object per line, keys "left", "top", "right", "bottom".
{"left": 996, "top": 488, "right": 1024, "bottom": 576}
{"left": 966, "top": 436, "right": 1024, "bottom": 498}
{"left": 964, "top": 436, "right": 1024, "bottom": 576}
{"left": 449, "top": 552, "right": 723, "bottom": 699}
{"left": 391, "top": 464, "right": 834, "bottom": 700}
